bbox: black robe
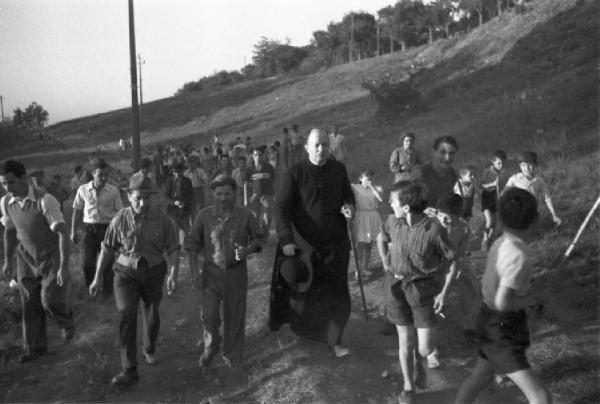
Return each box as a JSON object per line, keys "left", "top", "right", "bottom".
{"left": 270, "top": 158, "right": 355, "bottom": 344}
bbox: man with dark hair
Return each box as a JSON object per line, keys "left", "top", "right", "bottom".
{"left": 411, "top": 136, "right": 459, "bottom": 214}
{"left": 271, "top": 128, "right": 355, "bottom": 357}
{"left": 90, "top": 175, "right": 179, "bottom": 386}
{"left": 46, "top": 174, "right": 69, "bottom": 212}
{"left": 166, "top": 163, "right": 194, "bottom": 243}
{"left": 249, "top": 146, "right": 276, "bottom": 235}
{"left": 0, "top": 160, "right": 75, "bottom": 363}
{"left": 186, "top": 174, "right": 262, "bottom": 368}
{"left": 71, "top": 158, "right": 123, "bottom": 293}
{"left": 289, "top": 124, "right": 304, "bottom": 165}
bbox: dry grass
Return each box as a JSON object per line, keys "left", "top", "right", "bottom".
{"left": 0, "top": 0, "right": 598, "bottom": 402}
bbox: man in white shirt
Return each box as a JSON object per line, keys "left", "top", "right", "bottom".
{"left": 71, "top": 158, "right": 124, "bottom": 294}
{"left": 504, "top": 151, "right": 561, "bottom": 226}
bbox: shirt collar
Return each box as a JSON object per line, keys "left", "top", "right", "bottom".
{"left": 210, "top": 205, "right": 240, "bottom": 219}
{"left": 8, "top": 186, "right": 36, "bottom": 205}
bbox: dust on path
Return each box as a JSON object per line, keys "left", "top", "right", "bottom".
{"left": 0, "top": 239, "right": 579, "bottom": 403}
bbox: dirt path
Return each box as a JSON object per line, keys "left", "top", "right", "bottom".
{"left": 0, "top": 236, "right": 595, "bottom": 403}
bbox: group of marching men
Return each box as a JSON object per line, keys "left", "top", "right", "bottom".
{"left": 0, "top": 125, "right": 558, "bottom": 403}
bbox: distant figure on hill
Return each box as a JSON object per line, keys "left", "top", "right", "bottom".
{"left": 390, "top": 132, "right": 422, "bottom": 184}
{"left": 328, "top": 123, "right": 348, "bottom": 163}
{"left": 271, "top": 128, "right": 355, "bottom": 358}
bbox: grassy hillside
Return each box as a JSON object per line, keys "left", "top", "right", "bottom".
{"left": 0, "top": 1, "right": 598, "bottom": 402}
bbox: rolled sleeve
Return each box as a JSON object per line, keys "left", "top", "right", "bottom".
{"left": 185, "top": 214, "right": 205, "bottom": 252}
{"left": 101, "top": 217, "right": 121, "bottom": 255}
{"left": 41, "top": 194, "right": 65, "bottom": 231}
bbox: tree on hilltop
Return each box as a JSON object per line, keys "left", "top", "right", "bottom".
{"left": 12, "top": 102, "right": 48, "bottom": 128}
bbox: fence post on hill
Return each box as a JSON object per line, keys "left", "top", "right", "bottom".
{"left": 128, "top": 0, "right": 141, "bottom": 171}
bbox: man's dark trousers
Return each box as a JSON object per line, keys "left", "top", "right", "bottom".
{"left": 17, "top": 247, "right": 74, "bottom": 353}
{"left": 83, "top": 223, "right": 113, "bottom": 295}
{"left": 113, "top": 259, "right": 166, "bottom": 371}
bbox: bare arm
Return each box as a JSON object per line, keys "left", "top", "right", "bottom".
{"left": 2, "top": 228, "right": 17, "bottom": 279}
{"left": 494, "top": 285, "right": 534, "bottom": 312}
{"left": 54, "top": 223, "right": 70, "bottom": 286}
{"left": 376, "top": 232, "right": 391, "bottom": 271}
{"left": 434, "top": 259, "right": 457, "bottom": 314}
{"left": 70, "top": 208, "right": 83, "bottom": 242}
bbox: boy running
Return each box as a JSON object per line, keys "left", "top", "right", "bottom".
{"left": 377, "top": 181, "right": 455, "bottom": 404}
{"left": 480, "top": 151, "right": 508, "bottom": 251}
{"left": 455, "top": 188, "right": 552, "bottom": 404}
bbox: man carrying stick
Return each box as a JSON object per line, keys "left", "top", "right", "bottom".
{"left": 271, "top": 128, "right": 355, "bottom": 357}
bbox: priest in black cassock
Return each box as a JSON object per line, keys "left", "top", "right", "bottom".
{"left": 270, "top": 128, "right": 355, "bottom": 357}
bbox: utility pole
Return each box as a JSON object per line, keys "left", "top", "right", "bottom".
{"left": 128, "top": 0, "right": 141, "bottom": 171}
{"left": 349, "top": 13, "right": 355, "bottom": 62}
{"left": 0, "top": 95, "right": 4, "bottom": 122}
{"left": 376, "top": 19, "right": 380, "bottom": 56}
{"left": 138, "top": 53, "right": 145, "bottom": 132}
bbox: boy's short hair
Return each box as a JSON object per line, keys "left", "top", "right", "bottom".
{"left": 437, "top": 193, "right": 462, "bottom": 216}
{"left": 140, "top": 158, "right": 153, "bottom": 169}
{"left": 91, "top": 158, "right": 108, "bottom": 171}
{"left": 432, "top": 136, "right": 458, "bottom": 151}
{"left": 499, "top": 188, "right": 538, "bottom": 230}
{"left": 236, "top": 155, "right": 247, "bottom": 163}
{"left": 391, "top": 180, "right": 429, "bottom": 213}
{"left": 400, "top": 132, "right": 415, "bottom": 142}
{"left": 74, "top": 165, "right": 82, "bottom": 174}
{"left": 517, "top": 151, "right": 538, "bottom": 165}
{"left": 492, "top": 150, "right": 507, "bottom": 161}
{"left": 0, "top": 160, "right": 27, "bottom": 178}
{"left": 359, "top": 169, "right": 375, "bottom": 179}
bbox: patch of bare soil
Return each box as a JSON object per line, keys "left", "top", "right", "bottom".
{"left": 0, "top": 235, "right": 597, "bottom": 403}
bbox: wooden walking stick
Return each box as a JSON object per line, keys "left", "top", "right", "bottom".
{"left": 563, "top": 194, "right": 600, "bottom": 260}
{"left": 347, "top": 218, "right": 369, "bottom": 321}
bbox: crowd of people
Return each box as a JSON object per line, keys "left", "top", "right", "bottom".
{"left": 0, "top": 123, "right": 559, "bottom": 404}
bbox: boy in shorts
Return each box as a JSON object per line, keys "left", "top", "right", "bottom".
{"left": 377, "top": 181, "right": 455, "bottom": 404}
{"left": 454, "top": 188, "right": 552, "bottom": 404}
{"left": 480, "top": 151, "right": 508, "bottom": 251}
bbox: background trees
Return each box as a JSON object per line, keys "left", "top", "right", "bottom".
{"left": 12, "top": 102, "right": 49, "bottom": 128}
{"left": 176, "top": 0, "right": 518, "bottom": 95}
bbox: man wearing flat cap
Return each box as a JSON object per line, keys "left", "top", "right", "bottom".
{"left": 186, "top": 174, "right": 262, "bottom": 368}
{"left": 89, "top": 175, "right": 179, "bottom": 386}
{"left": 272, "top": 128, "right": 355, "bottom": 358}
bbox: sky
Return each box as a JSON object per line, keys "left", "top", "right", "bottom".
{"left": 0, "top": 0, "right": 394, "bottom": 125}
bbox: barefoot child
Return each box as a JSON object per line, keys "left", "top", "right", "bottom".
{"left": 454, "top": 188, "right": 552, "bottom": 404}
{"left": 480, "top": 151, "right": 507, "bottom": 251}
{"left": 351, "top": 170, "right": 383, "bottom": 279}
{"left": 377, "top": 181, "right": 455, "bottom": 404}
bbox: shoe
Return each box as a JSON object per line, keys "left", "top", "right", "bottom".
{"left": 18, "top": 349, "right": 48, "bottom": 363}
{"left": 199, "top": 350, "right": 218, "bottom": 368}
{"left": 62, "top": 326, "right": 75, "bottom": 342}
{"left": 143, "top": 351, "right": 157, "bottom": 365}
{"left": 332, "top": 345, "right": 350, "bottom": 358}
{"left": 111, "top": 369, "right": 139, "bottom": 386}
{"left": 414, "top": 355, "right": 427, "bottom": 389}
{"left": 398, "top": 390, "right": 416, "bottom": 404}
{"left": 427, "top": 348, "right": 440, "bottom": 369}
